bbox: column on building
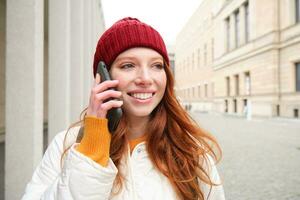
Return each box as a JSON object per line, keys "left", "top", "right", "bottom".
{"left": 240, "top": 72, "right": 245, "bottom": 96}
{"left": 83, "top": 0, "right": 94, "bottom": 108}
{"left": 6, "top": 0, "right": 44, "bottom": 199}
{"left": 239, "top": 4, "right": 246, "bottom": 45}
{"left": 228, "top": 75, "right": 233, "bottom": 113}
{"left": 70, "top": 0, "right": 85, "bottom": 123}
{"left": 230, "top": 13, "right": 236, "bottom": 50}
{"left": 48, "top": 0, "right": 71, "bottom": 140}
{"left": 240, "top": 71, "right": 246, "bottom": 115}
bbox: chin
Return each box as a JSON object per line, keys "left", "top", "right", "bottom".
{"left": 124, "top": 107, "right": 154, "bottom": 118}
{"left": 131, "top": 110, "right": 153, "bottom": 117}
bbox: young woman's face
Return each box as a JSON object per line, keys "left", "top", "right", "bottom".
{"left": 110, "top": 47, "right": 167, "bottom": 118}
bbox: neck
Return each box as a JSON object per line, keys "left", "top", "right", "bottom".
{"left": 127, "top": 115, "right": 149, "bottom": 140}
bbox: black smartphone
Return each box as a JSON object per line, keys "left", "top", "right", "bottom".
{"left": 97, "top": 61, "right": 123, "bottom": 133}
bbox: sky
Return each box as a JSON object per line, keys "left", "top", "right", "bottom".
{"left": 101, "top": 0, "right": 203, "bottom": 46}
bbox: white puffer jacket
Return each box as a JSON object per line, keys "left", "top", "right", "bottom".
{"left": 21, "top": 126, "right": 225, "bottom": 200}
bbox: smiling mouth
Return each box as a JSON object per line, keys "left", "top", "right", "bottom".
{"left": 127, "top": 92, "right": 155, "bottom": 100}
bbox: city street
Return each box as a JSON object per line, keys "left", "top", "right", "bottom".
{"left": 191, "top": 112, "right": 300, "bottom": 200}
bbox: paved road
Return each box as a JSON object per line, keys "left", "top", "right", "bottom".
{"left": 191, "top": 112, "right": 300, "bottom": 200}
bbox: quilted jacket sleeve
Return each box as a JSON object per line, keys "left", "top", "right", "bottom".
{"left": 21, "top": 128, "right": 118, "bottom": 200}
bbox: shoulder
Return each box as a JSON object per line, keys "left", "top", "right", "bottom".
{"left": 46, "top": 126, "right": 81, "bottom": 154}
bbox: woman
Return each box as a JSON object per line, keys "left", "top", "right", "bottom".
{"left": 22, "top": 17, "right": 225, "bottom": 200}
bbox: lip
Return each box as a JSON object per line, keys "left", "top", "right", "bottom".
{"left": 127, "top": 89, "right": 156, "bottom": 94}
{"left": 126, "top": 92, "right": 155, "bottom": 104}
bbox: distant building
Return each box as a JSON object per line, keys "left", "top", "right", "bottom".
{"left": 167, "top": 45, "right": 175, "bottom": 75}
{"left": 176, "top": 0, "right": 300, "bottom": 118}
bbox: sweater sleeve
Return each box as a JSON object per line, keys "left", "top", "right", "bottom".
{"left": 76, "top": 116, "right": 111, "bottom": 167}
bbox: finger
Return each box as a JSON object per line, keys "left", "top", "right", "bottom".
{"left": 93, "top": 73, "right": 101, "bottom": 86}
{"left": 100, "top": 100, "right": 123, "bottom": 111}
{"left": 95, "top": 90, "right": 122, "bottom": 102}
{"left": 96, "top": 73, "right": 101, "bottom": 84}
{"left": 93, "top": 80, "right": 119, "bottom": 94}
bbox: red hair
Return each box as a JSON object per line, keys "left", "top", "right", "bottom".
{"left": 61, "top": 63, "right": 222, "bottom": 200}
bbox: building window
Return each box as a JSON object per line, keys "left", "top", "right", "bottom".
{"left": 198, "top": 85, "right": 201, "bottom": 98}
{"left": 170, "top": 60, "right": 175, "bottom": 76}
{"left": 244, "top": 99, "right": 248, "bottom": 115}
{"left": 226, "top": 76, "right": 230, "bottom": 96}
{"left": 245, "top": 2, "right": 249, "bottom": 42}
{"left": 233, "top": 99, "right": 237, "bottom": 113}
{"left": 234, "top": 10, "right": 240, "bottom": 47}
{"left": 245, "top": 71, "right": 251, "bottom": 95}
{"left": 294, "top": 109, "right": 299, "bottom": 118}
{"left": 296, "top": 62, "right": 300, "bottom": 91}
{"left": 234, "top": 74, "right": 239, "bottom": 95}
{"left": 276, "top": 104, "right": 280, "bottom": 116}
{"left": 205, "top": 84, "right": 208, "bottom": 97}
{"left": 225, "top": 100, "right": 228, "bottom": 113}
{"left": 225, "top": 17, "right": 230, "bottom": 51}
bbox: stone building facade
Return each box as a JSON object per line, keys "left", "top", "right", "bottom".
{"left": 175, "top": 0, "right": 300, "bottom": 118}
{"left": 0, "top": 0, "right": 105, "bottom": 199}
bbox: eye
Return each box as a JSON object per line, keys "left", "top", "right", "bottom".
{"left": 152, "top": 63, "right": 164, "bottom": 70}
{"left": 120, "top": 63, "right": 134, "bottom": 69}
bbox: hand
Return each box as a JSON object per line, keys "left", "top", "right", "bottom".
{"left": 86, "top": 73, "right": 123, "bottom": 118}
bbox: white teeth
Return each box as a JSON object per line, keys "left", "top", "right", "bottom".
{"left": 131, "top": 93, "right": 153, "bottom": 100}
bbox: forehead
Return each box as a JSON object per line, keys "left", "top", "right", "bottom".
{"left": 114, "top": 47, "right": 163, "bottom": 63}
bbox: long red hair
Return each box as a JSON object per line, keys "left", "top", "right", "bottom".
{"left": 61, "top": 63, "right": 222, "bottom": 200}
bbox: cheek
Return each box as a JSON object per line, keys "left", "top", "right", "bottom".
{"left": 111, "top": 72, "right": 127, "bottom": 90}
{"left": 159, "top": 73, "right": 167, "bottom": 91}
{"left": 115, "top": 78, "right": 130, "bottom": 92}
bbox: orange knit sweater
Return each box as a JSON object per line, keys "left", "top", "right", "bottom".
{"left": 76, "top": 116, "right": 146, "bottom": 167}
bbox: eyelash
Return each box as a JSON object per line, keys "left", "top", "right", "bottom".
{"left": 153, "top": 63, "right": 164, "bottom": 69}
{"left": 120, "top": 63, "right": 134, "bottom": 69}
{"left": 119, "top": 63, "right": 164, "bottom": 70}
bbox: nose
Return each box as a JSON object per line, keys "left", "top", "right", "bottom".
{"left": 135, "top": 66, "right": 153, "bottom": 86}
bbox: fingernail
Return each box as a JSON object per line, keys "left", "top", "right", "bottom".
{"left": 96, "top": 73, "right": 100, "bottom": 84}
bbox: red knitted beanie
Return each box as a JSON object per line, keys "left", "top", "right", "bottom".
{"left": 93, "top": 17, "right": 169, "bottom": 77}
